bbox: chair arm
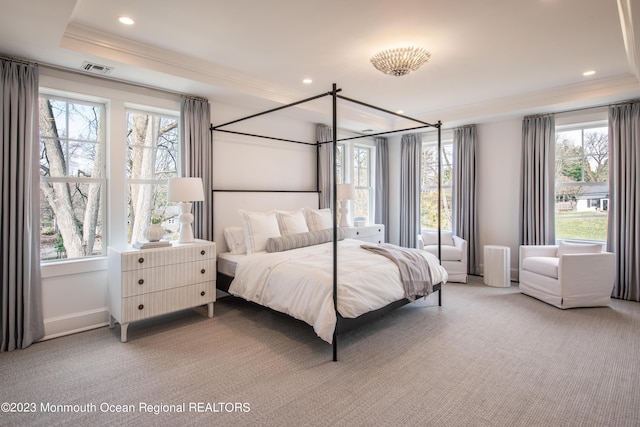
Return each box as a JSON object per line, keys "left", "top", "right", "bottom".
{"left": 519, "top": 245, "right": 558, "bottom": 272}
{"left": 417, "top": 235, "right": 424, "bottom": 250}
{"left": 452, "top": 235, "right": 467, "bottom": 251}
{"left": 559, "top": 252, "right": 615, "bottom": 296}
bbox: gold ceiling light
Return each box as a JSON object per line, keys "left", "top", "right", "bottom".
{"left": 370, "top": 47, "right": 431, "bottom": 77}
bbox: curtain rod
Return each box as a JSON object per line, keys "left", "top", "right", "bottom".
{"left": 0, "top": 54, "right": 38, "bottom": 67}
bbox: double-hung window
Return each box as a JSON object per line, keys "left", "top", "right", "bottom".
{"left": 39, "top": 95, "right": 106, "bottom": 261}
{"left": 554, "top": 121, "right": 609, "bottom": 242}
{"left": 335, "top": 141, "right": 376, "bottom": 224}
{"left": 126, "top": 109, "right": 180, "bottom": 244}
{"left": 420, "top": 137, "right": 453, "bottom": 230}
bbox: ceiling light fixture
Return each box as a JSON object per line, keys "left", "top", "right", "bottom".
{"left": 118, "top": 16, "right": 135, "bottom": 25}
{"left": 370, "top": 47, "right": 431, "bottom": 77}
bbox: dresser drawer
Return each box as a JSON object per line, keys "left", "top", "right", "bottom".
{"left": 121, "top": 259, "right": 215, "bottom": 297}
{"left": 120, "top": 243, "right": 215, "bottom": 271}
{"left": 120, "top": 282, "right": 216, "bottom": 323}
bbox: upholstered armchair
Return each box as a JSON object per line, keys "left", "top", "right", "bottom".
{"left": 519, "top": 241, "right": 615, "bottom": 308}
{"left": 418, "top": 230, "right": 468, "bottom": 283}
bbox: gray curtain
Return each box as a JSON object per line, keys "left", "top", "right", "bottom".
{"left": 181, "top": 97, "right": 213, "bottom": 241}
{"left": 1, "top": 58, "right": 44, "bottom": 351}
{"left": 316, "top": 124, "right": 333, "bottom": 209}
{"left": 400, "top": 134, "right": 422, "bottom": 248}
{"left": 374, "top": 137, "right": 389, "bottom": 241}
{"left": 608, "top": 102, "right": 640, "bottom": 302}
{"left": 453, "top": 125, "right": 478, "bottom": 275}
{"left": 519, "top": 114, "right": 556, "bottom": 245}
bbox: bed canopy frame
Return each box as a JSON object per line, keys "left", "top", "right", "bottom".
{"left": 210, "top": 84, "right": 443, "bottom": 361}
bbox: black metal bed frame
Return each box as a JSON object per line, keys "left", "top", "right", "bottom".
{"left": 210, "top": 84, "right": 443, "bottom": 361}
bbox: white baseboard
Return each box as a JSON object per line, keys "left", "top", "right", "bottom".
{"left": 41, "top": 308, "right": 110, "bottom": 341}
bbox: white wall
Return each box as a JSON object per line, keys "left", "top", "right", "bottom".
{"left": 476, "top": 119, "right": 522, "bottom": 279}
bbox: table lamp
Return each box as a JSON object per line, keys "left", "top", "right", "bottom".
{"left": 167, "top": 177, "right": 205, "bottom": 243}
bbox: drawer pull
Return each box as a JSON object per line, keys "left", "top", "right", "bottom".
{"left": 200, "top": 291, "right": 206, "bottom": 296}
{"left": 201, "top": 269, "right": 206, "bottom": 274}
{"left": 378, "top": 228, "right": 381, "bottom": 232}
{"left": 138, "top": 304, "right": 144, "bottom": 310}
{"left": 138, "top": 279, "right": 144, "bottom": 285}
{"left": 356, "top": 231, "right": 360, "bottom": 235}
{"left": 138, "top": 257, "right": 144, "bottom": 264}
{"left": 201, "top": 250, "right": 206, "bottom": 255}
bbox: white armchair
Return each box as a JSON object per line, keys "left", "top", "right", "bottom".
{"left": 418, "top": 230, "right": 468, "bottom": 283}
{"left": 519, "top": 241, "right": 615, "bottom": 308}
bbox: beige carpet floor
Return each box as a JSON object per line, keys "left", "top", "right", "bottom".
{"left": 1, "top": 276, "right": 639, "bottom": 426}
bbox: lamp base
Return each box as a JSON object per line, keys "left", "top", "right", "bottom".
{"left": 177, "top": 202, "right": 195, "bottom": 243}
{"left": 339, "top": 200, "right": 350, "bottom": 227}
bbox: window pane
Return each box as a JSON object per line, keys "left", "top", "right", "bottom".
{"left": 354, "top": 188, "right": 370, "bottom": 223}
{"left": 67, "top": 102, "right": 101, "bottom": 142}
{"left": 126, "top": 111, "right": 179, "bottom": 179}
{"left": 40, "top": 182, "right": 104, "bottom": 261}
{"left": 68, "top": 141, "right": 99, "bottom": 177}
{"left": 128, "top": 184, "right": 180, "bottom": 244}
{"left": 421, "top": 141, "right": 453, "bottom": 231}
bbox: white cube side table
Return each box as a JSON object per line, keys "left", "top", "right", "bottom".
{"left": 484, "top": 245, "right": 511, "bottom": 287}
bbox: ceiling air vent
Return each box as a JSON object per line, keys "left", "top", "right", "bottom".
{"left": 81, "top": 61, "right": 113, "bottom": 75}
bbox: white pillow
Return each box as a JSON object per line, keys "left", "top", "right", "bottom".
{"left": 304, "top": 207, "right": 333, "bottom": 231}
{"left": 276, "top": 209, "right": 309, "bottom": 235}
{"left": 223, "top": 227, "right": 246, "bottom": 255}
{"left": 421, "top": 230, "right": 455, "bottom": 246}
{"left": 557, "top": 241, "right": 602, "bottom": 256}
{"left": 239, "top": 210, "right": 281, "bottom": 255}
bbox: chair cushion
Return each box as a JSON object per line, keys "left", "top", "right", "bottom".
{"left": 522, "top": 256, "right": 559, "bottom": 279}
{"left": 421, "top": 230, "right": 455, "bottom": 246}
{"left": 557, "top": 241, "right": 602, "bottom": 256}
{"left": 423, "top": 245, "right": 462, "bottom": 261}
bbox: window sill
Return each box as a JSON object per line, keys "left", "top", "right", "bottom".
{"left": 41, "top": 257, "right": 108, "bottom": 279}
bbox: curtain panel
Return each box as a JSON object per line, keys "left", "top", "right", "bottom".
{"left": 1, "top": 59, "right": 44, "bottom": 351}
{"left": 316, "top": 124, "right": 333, "bottom": 209}
{"left": 181, "top": 97, "right": 213, "bottom": 241}
{"left": 374, "top": 137, "right": 389, "bottom": 241}
{"left": 453, "top": 125, "right": 479, "bottom": 275}
{"left": 608, "top": 102, "right": 640, "bottom": 302}
{"left": 400, "top": 134, "right": 422, "bottom": 248}
{"left": 519, "top": 114, "right": 556, "bottom": 246}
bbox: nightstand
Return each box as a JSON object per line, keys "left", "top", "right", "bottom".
{"left": 107, "top": 240, "right": 216, "bottom": 342}
{"left": 342, "top": 224, "right": 385, "bottom": 244}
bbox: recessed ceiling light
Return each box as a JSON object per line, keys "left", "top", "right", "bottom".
{"left": 302, "top": 78, "right": 313, "bottom": 84}
{"left": 396, "top": 110, "right": 404, "bottom": 115}
{"left": 583, "top": 70, "right": 596, "bottom": 76}
{"left": 118, "top": 16, "right": 135, "bottom": 25}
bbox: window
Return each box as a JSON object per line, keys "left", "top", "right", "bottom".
{"left": 353, "top": 145, "right": 373, "bottom": 223}
{"left": 336, "top": 142, "right": 375, "bottom": 224}
{"left": 126, "top": 109, "right": 180, "bottom": 244}
{"left": 39, "top": 95, "right": 106, "bottom": 261}
{"left": 420, "top": 139, "right": 453, "bottom": 230}
{"left": 555, "top": 122, "right": 609, "bottom": 242}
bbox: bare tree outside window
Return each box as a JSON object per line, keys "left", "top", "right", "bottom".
{"left": 421, "top": 141, "right": 453, "bottom": 230}
{"left": 126, "top": 110, "right": 179, "bottom": 244}
{"left": 39, "top": 96, "right": 105, "bottom": 261}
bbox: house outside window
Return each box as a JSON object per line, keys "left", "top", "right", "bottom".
{"left": 421, "top": 138, "right": 453, "bottom": 231}
{"left": 126, "top": 109, "right": 180, "bottom": 244}
{"left": 39, "top": 95, "right": 106, "bottom": 261}
{"left": 554, "top": 122, "right": 609, "bottom": 242}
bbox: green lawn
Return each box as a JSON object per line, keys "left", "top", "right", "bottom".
{"left": 555, "top": 211, "right": 608, "bottom": 241}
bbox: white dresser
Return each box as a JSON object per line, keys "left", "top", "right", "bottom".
{"left": 107, "top": 240, "right": 216, "bottom": 342}
{"left": 343, "top": 224, "right": 385, "bottom": 244}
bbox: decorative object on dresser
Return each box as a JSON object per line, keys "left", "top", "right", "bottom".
{"left": 167, "top": 177, "right": 205, "bottom": 243}
{"left": 342, "top": 224, "right": 385, "bottom": 244}
{"left": 107, "top": 240, "right": 216, "bottom": 342}
{"left": 337, "top": 183, "right": 357, "bottom": 227}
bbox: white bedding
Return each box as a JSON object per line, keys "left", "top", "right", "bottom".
{"left": 228, "top": 238, "right": 447, "bottom": 343}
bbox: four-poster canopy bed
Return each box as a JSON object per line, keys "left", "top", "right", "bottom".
{"left": 210, "top": 84, "right": 445, "bottom": 361}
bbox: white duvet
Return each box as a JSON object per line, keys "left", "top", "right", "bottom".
{"left": 228, "top": 239, "right": 447, "bottom": 343}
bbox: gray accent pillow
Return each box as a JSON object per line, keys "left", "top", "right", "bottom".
{"left": 266, "top": 228, "right": 345, "bottom": 253}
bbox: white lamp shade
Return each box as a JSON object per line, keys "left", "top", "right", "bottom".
{"left": 167, "top": 177, "right": 205, "bottom": 202}
{"left": 337, "top": 183, "right": 356, "bottom": 200}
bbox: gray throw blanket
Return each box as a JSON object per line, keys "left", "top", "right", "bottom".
{"left": 360, "top": 243, "right": 433, "bottom": 301}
